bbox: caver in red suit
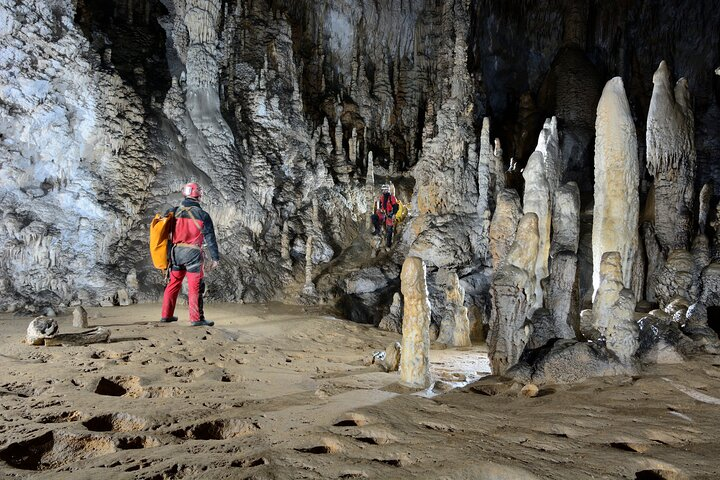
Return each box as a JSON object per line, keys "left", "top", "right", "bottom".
{"left": 160, "top": 182, "right": 220, "bottom": 327}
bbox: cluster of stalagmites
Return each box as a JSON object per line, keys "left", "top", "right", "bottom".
{"left": 478, "top": 62, "right": 720, "bottom": 384}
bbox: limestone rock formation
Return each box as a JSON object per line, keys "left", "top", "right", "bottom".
{"left": 592, "top": 252, "right": 638, "bottom": 365}
{"left": 73, "top": 306, "right": 89, "bottom": 328}
{"left": 545, "top": 252, "right": 579, "bottom": 339}
{"left": 399, "top": 257, "right": 431, "bottom": 389}
{"left": 378, "top": 293, "right": 403, "bottom": 333}
{"left": 550, "top": 183, "right": 580, "bottom": 256}
{"left": 522, "top": 150, "right": 551, "bottom": 312}
{"left": 683, "top": 302, "right": 720, "bottom": 353}
{"left": 488, "top": 213, "right": 539, "bottom": 374}
{"left": 26, "top": 316, "right": 59, "bottom": 346}
{"left": 545, "top": 182, "right": 581, "bottom": 340}
{"left": 488, "top": 189, "right": 522, "bottom": 269}
{"left": 436, "top": 272, "right": 471, "bottom": 347}
{"left": 592, "top": 78, "right": 639, "bottom": 296}
{"left": 654, "top": 250, "right": 695, "bottom": 308}
{"left": 646, "top": 61, "right": 696, "bottom": 252}
{"left": 507, "top": 339, "right": 629, "bottom": 385}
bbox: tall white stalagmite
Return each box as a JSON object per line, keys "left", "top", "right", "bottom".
{"left": 399, "top": 257, "right": 432, "bottom": 388}
{"left": 592, "top": 77, "right": 639, "bottom": 297}
{"left": 646, "top": 61, "right": 696, "bottom": 252}
{"left": 522, "top": 151, "right": 551, "bottom": 313}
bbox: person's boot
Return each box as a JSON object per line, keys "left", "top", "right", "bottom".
{"left": 160, "top": 316, "right": 178, "bottom": 323}
{"left": 191, "top": 319, "right": 214, "bottom": 327}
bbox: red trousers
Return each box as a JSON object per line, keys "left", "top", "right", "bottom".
{"left": 161, "top": 269, "right": 204, "bottom": 322}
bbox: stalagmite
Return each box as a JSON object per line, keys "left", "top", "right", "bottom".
{"left": 646, "top": 61, "right": 696, "bottom": 252}
{"left": 654, "top": 250, "right": 695, "bottom": 307}
{"left": 592, "top": 77, "right": 639, "bottom": 296}
{"left": 593, "top": 252, "right": 639, "bottom": 365}
{"left": 349, "top": 128, "right": 357, "bottom": 166}
{"left": 378, "top": 292, "right": 403, "bottom": 333}
{"left": 488, "top": 213, "right": 539, "bottom": 374}
{"left": 302, "top": 236, "right": 315, "bottom": 295}
{"left": 550, "top": 182, "right": 580, "bottom": 256}
{"left": 399, "top": 257, "right": 431, "bottom": 389}
{"left": 489, "top": 189, "right": 522, "bottom": 269}
{"left": 73, "top": 306, "right": 88, "bottom": 328}
{"left": 699, "top": 182, "right": 713, "bottom": 234}
{"left": 494, "top": 138, "right": 505, "bottom": 193}
{"left": 280, "top": 221, "right": 290, "bottom": 261}
{"left": 311, "top": 197, "right": 320, "bottom": 228}
{"left": 436, "top": 272, "right": 471, "bottom": 347}
{"left": 479, "top": 118, "right": 496, "bottom": 204}
{"left": 522, "top": 150, "right": 551, "bottom": 313}
{"left": 545, "top": 182, "right": 580, "bottom": 339}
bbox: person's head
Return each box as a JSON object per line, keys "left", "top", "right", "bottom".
{"left": 381, "top": 184, "right": 390, "bottom": 195}
{"left": 182, "top": 182, "right": 202, "bottom": 200}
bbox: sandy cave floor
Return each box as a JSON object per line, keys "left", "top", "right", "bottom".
{"left": 0, "top": 304, "right": 719, "bottom": 479}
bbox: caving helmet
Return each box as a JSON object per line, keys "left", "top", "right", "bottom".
{"left": 380, "top": 184, "right": 390, "bottom": 193}
{"left": 182, "top": 182, "right": 202, "bottom": 200}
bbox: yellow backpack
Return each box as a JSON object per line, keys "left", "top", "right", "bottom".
{"left": 395, "top": 200, "right": 408, "bottom": 224}
{"left": 149, "top": 212, "right": 174, "bottom": 270}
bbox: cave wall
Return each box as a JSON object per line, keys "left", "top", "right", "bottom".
{"left": 0, "top": 0, "right": 719, "bottom": 320}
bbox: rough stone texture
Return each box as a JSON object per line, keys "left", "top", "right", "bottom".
{"left": 592, "top": 252, "right": 638, "bottom": 366}
{"left": 507, "top": 339, "right": 631, "bottom": 385}
{"left": 545, "top": 252, "right": 579, "bottom": 340}
{"left": 592, "top": 78, "right": 639, "bottom": 297}
{"left": 700, "top": 264, "right": 720, "bottom": 307}
{"left": 654, "top": 250, "right": 695, "bottom": 308}
{"left": 699, "top": 182, "right": 713, "bottom": 235}
{"left": 522, "top": 149, "right": 551, "bottom": 313}
{"left": 525, "top": 309, "right": 556, "bottom": 350}
{"left": 683, "top": 302, "right": 720, "bottom": 353}
{"left": 399, "top": 257, "right": 431, "bottom": 389}
{"left": 378, "top": 293, "right": 403, "bottom": 333}
{"left": 72, "top": 306, "right": 88, "bottom": 328}
{"left": 26, "top": 316, "right": 59, "bottom": 346}
{"left": 488, "top": 213, "right": 539, "bottom": 375}
{"left": 436, "top": 272, "right": 471, "bottom": 347}
{"left": 0, "top": 0, "right": 156, "bottom": 310}
{"left": 646, "top": 61, "right": 696, "bottom": 253}
{"left": 488, "top": 189, "right": 522, "bottom": 270}
{"left": 550, "top": 183, "right": 580, "bottom": 257}
{"left": 643, "top": 222, "right": 664, "bottom": 303}
{"left": 636, "top": 313, "right": 689, "bottom": 364}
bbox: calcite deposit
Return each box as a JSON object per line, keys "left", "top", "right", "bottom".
{"left": 592, "top": 78, "right": 639, "bottom": 297}
{"left": 399, "top": 257, "right": 432, "bottom": 389}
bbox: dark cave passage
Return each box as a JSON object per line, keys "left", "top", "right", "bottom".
{"left": 74, "top": 0, "right": 171, "bottom": 106}
{"left": 707, "top": 306, "right": 720, "bottom": 336}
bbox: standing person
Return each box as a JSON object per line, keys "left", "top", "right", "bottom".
{"left": 160, "top": 182, "right": 219, "bottom": 326}
{"left": 371, "top": 184, "right": 399, "bottom": 247}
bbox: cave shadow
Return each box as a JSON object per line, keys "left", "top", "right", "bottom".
{"left": 707, "top": 306, "right": 720, "bottom": 336}
{"left": 108, "top": 336, "right": 149, "bottom": 343}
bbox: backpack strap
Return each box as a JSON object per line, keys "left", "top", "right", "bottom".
{"left": 178, "top": 205, "right": 202, "bottom": 233}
